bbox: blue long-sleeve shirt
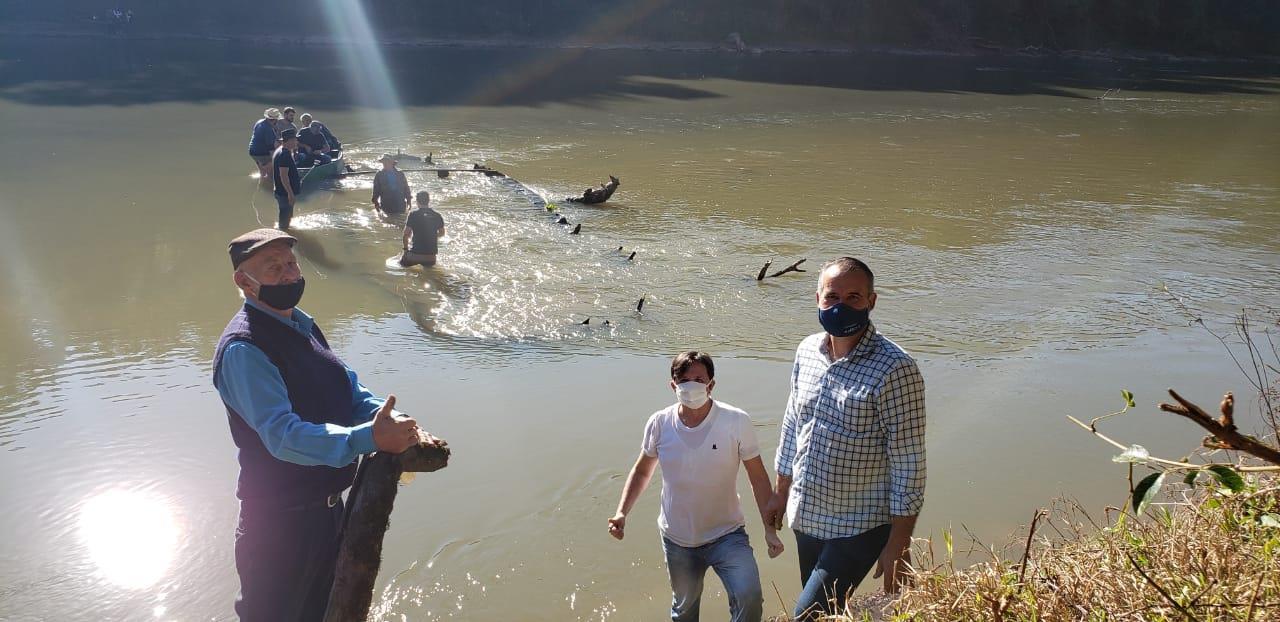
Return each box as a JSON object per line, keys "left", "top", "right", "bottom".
{"left": 215, "top": 298, "right": 385, "bottom": 467}
{"left": 248, "top": 118, "right": 279, "bottom": 156}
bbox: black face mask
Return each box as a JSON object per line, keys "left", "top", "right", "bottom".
{"left": 248, "top": 274, "right": 305, "bottom": 310}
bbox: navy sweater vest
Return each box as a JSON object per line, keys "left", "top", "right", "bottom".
{"left": 213, "top": 304, "right": 357, "bottom": 507}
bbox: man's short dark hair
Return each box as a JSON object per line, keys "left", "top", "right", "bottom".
{"left": 670, "top": 351, "right": 715, "bottom": 381}
{"left": 819, "top": 256, "right": 875, "bottom": 293}
{"left": 416, "top": 190, "right": 430, "bottom": 205}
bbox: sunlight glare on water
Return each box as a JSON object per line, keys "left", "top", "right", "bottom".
{"left": 78, "top": 490, "right": 180, "bottom": 590}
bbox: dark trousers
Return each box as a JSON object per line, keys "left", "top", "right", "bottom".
{"left": 275, "top": 193, "right": 294, "bottom": 230}
{"left": 234, "top": 500, "right": 344, "bottom": 622}
{"left": 792, "top": 524, "right": 891, "bottom": 621}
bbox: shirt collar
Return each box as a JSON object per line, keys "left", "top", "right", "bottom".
{"left": 244, "top": 297, "right": 314, "bottom": 336}
{"left": 816, "top": 322, "right": 878, "bottom": 363}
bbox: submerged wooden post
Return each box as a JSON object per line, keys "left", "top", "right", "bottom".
{"left": 323, "top": 440, "right": 451, "bottom": 622}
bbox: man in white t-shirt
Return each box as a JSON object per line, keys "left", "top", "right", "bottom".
{"left": 609, "top": 351, "right": 784, "bottom": 622}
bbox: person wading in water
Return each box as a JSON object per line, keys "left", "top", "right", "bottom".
{"left": 372, "top": 154, "right": 411, "bottom": 215}
{"left": 400, "top": 190, "right": 446, "bottom": 268}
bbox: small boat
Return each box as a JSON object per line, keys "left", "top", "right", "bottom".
{"left": 300, "top": 152, "right": 344, "bottom": 192}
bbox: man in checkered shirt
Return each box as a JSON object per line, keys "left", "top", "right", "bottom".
{"left": 764, "top": 257, "right": 926, "bottom": 620}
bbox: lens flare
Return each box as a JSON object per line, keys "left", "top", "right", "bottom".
{"left": 78, "top": 490, "right": 180, "bottom": 589}
{"left": 318, "top": 0, "right": 410, "bottom": 139}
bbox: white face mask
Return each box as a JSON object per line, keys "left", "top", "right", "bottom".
{"left": 675, "top": 381, "right": 710, "bottom": 409}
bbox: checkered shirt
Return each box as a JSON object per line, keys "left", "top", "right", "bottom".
{"left": 774, "top": 325, "right": 926, "bottom": 540}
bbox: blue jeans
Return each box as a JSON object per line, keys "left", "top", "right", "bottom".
{"left": 792, "top": 524, "right": 891, "bottom": 620}
{"left": 275, "top": 193, "right": 294, "bottom": 230}
{"left": 661, "top": 527, "right": 763, "bottom": 622}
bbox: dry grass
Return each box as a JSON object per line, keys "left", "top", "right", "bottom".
{"left": 821, "top": 474, "right": 1280, "bottom": 622}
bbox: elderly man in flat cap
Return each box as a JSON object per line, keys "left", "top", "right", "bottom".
{"left": 212, "top": 228, "right": 426, "bottom": 621}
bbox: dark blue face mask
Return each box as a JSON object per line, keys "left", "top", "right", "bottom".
{"left": 818, "top": 302, "right": 870, "bottom": 337}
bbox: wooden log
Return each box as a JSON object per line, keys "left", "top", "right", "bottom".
{"left": 324, "top": 439, "right": 450, "bottom": 622}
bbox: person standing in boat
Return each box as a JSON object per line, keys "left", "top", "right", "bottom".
{"left": 272, "top": 129, "right": 302, "bottom": 230}
{"left": 609, "top": 351, "right": 784, "bottom": 622}
{"left": 213, "top": 228, "right": 425, "bottom": 621}
{"left": 372, "top": 154, "right": 411, "bottom": 215}
{"left": 399, "top": 191, "right": 446, "bottom": 268}
{"left": 249, "top": 108, "right": 282, "bottom": 179}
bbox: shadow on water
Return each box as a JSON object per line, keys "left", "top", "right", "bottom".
{"left": 1, "top": 36, "right": 1277, "bottom": 109}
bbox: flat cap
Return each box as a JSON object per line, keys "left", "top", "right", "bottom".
{"left": 228, "top": 228, "right": 296, "bottom": 269}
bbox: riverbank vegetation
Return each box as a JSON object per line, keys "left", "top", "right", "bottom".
{"left": 834, "top": 311, "right": 1280, "bottom": 621}
{"left": 6, "top": 1, "right": 1279, "bottom": 58}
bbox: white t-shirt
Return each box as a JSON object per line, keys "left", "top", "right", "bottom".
{"left": 642, "top": 401, "right": 761, "bottom": 547}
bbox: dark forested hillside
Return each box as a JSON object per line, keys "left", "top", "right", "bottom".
{"left": 6, "top": 0, "right": 1279, "bottom": 57}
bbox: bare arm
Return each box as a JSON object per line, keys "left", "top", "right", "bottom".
{"left": 744, "top": 456, "right": 784, "bottom": 557}
{"left": 278, "top": 166, "right": 295, "bottom": 202}
{"left": 608, "top": 453, "right": 657, "bottom": 540}
{"left": 874, "top": 514, "right": 919, "bottom": 593}
{"left": 402, "top": 224, "right": 413, "bottom": 251}
{"left": 743, "top": 457, "right": 774, "bottom": 527}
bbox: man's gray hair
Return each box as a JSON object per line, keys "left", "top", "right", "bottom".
{"left": 818, "top": 256, "right": 875, "bottom": 293}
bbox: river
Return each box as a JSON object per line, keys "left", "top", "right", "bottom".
{"left": 0, "top": 37, "right": 1277, "bottom": 620}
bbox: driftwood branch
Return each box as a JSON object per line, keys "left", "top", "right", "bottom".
{"left": 769, "top": 259, "right": 807, "bottom": 278}
{"left": 1159, "top": 390, "right": 1280, "bottom": 466}
{"left": 325, "top": 439, "right": 451, "bottom": 622}
{"left": 755, "top": 260, "right": 772, "bottom": 281}
{"left": 756, "top": 258, "right": 807, "bottom": 280}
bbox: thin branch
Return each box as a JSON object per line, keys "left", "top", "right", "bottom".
{"left": 1246, "top": 566, "right": 1267, "bottom": 621}
{"left": 1017, "top": 508, "right": 1047, "bottom": 587}
{"left": 1066, "top": 415, "right": 1280, "bottom": 472}
{"left": 1125, "top": 552, "right": 1200, "bottom": 621}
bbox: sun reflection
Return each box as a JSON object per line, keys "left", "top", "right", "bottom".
{"left": 78, "top": 490, "right": 180, "bottom": 589}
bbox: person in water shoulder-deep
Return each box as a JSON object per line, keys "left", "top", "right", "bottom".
{"left": 610, "top": 351, "right": 784, "bottom": 622}
{"left": 765, "top": 257, "right": 927, "bottom": 621}
{"left": 568, "top": 175, "right": 620, "bottom": 204}
{"left": 372, "top": 154, "right": 411, "bottom": 215}
{"left": 212, "top": 228, "right": 428, "bottom": 621}
{"left": 400, "top": 190, "right": 446, "bottom": 268}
